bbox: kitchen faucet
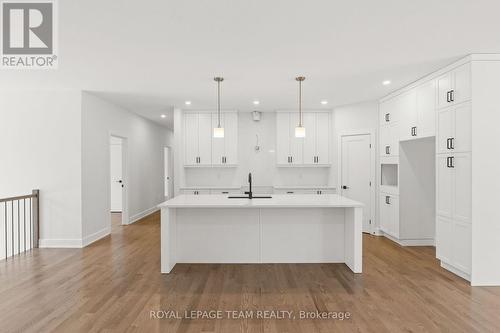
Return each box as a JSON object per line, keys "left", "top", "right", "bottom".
{"left": 245, "top": 173, "right": 253, "bottom": 199}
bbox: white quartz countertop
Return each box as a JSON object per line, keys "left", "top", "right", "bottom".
{"left": 158, "top": 194, "right": 363, "bottom": 208}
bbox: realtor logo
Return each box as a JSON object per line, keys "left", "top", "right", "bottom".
{"left": 1, "top": 0, "right": 58, "bottom": 68}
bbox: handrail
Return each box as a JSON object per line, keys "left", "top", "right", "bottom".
{"left": 0, "top": 193, "right": 38, "bottom": 203}
{"left": 0, "top": 189, "right": 39, "bottom": 260}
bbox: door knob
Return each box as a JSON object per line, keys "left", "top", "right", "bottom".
{"left": 117, "top": 180, "right": 123, "bottom": 183}
{"left": 342, "top": 185, "right": 349, "bottom": 190}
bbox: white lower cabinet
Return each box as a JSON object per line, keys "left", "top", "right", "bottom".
{"left": 436, "top": 152, "right": 471, "bottom": 278}
{"left": 274, "top": 188, "right": 335, "bottom": 195}
{"left": 379, "top": 193, "right": 399, "bottom": 238}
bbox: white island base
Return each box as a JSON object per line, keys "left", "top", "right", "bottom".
{"left": 159, "top": 195, "right": 363, "bottom": 274}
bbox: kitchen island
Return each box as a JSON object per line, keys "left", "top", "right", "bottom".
{"left": 158, "top": 194, "right": 363, "bottom": 274}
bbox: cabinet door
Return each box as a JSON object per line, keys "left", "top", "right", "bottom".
{"left": 398, "top": 89, "right": 417, "bottom": 141}
{"left": 211, "top": 113, "right": 225, "bottom": 165}
{"left": 437, "top": 73, "right": 453, "bottom": 109}
{"left": 416, "top": 80, "right": 436, "bottom": 138}
{"left": 453, "top": 103, "right": 471, "bottom": 153}
{"left": 389, "top": 122, "right": 399, "bottom": 156}
{"left": 380, "top": 124, "right": 391, "bottom": 157}
{"left": 453, "top": 153, "right": 471, "bottom": 225}
{"left": 436, "top": 155, "right": 453, "bottom": 219}
{"left": 197, "top": 113, "right": 212, "bottom": 165}
{"left": 389, "top": 195, "right": 399, "bottom": 238}
{"left": 223, "top": 112, "right": 238, "bottom": 165}
{"left": 436, "top": 216, "right": 453, "bottom": 263}
{"left": 452, "top": 220, "right": 471, "bottom": 274}
{"left": 315, "top": 113, "right": 330, "bottom": 164}
{"left": 437, "top": 107, "right": 454, "bottom": 154}
{"left": 453, "top": 63, "right": 471, "bottom": 104}
{"left": 184, "top": 113, "right": 199, "bottom": 165}
{"left": 380, "top": 99, "right": 395, "bottom": 125}
{"left": 302, "top": 113, "right": 316, "bottom": 165}
{"left": 379, "top": 194, "right": 389, "bottom": 233}
{"left": 289, "top": 112, "right": 303, "bottom": 164}
{"left": 276, "top": 112, "right": 290, "bottom": 165}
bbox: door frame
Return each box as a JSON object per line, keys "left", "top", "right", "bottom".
{"left": 338, "top": 129, "right": 376, "bottom": 234}
{"left": 109, "top": 133, "right": 129, "bottom": 226}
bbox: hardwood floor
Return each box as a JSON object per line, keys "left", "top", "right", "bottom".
{"left": 0, "top": 212, "right": 499, "bottom": 332}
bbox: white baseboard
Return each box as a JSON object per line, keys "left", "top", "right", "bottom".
{"left": 82, "top": 227, "right": 111, "bottom": 247}
{"left": 381, "top": 232, "right": 435, "bottom": 246}
{"left": 441, "top": 261, "right": 471, "bottom": 282}
{"left": 39, "top": 238, "right": 83, "bottom": 248}
{"left": 129, "top": 206, "right": 160, "bottom": 224}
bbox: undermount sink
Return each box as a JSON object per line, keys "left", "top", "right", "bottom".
{"left": 228, "top": 196, "right": 272, "bottom": 199}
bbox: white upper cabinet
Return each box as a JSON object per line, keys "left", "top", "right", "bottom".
{"left": 398, "top": 89, "right": 418, "bottom": 141}
{"left": 183, "top": 111, "right": 238, "bottom": 167}
{"left": 184, "top": 113, "right": 212, "bottom": 166}
{"left": 211, "top": 112, "right": 238, "bottom": 166}
{"left": 437, "top": 63, "right": 471, "bottom": 109}
{"left": 437, "top": 102, "right": 471, "bottom": 154}
{"left": 379, "top": 98, "right": 399, "bottom": 126}
{"left": 276, "top": 112, "right": 330, "bottom": 166}
{"left": 416, "top": 80, "right": 437, "bottom": 138}
{"left": 398, "top": 80, "right": 436, "bottom": 142}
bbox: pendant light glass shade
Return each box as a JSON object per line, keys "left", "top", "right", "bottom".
{"left": 295, "top": 126, "right": 306, "bottom": 138}
{"left": 213, "top": 127, "right": 224, "bottom": 138}
{"left": 295, "top": 76, "right": 306, "bottom": 138}
{"left": 213, "top": 77, "right": 224, "bottom": 138}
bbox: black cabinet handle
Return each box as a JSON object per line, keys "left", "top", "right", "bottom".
{"left": 287, "top": 191, "right": 294, "bottom": 194}
{"left": 291, "top": 156, "right": 293, "bottom": 163}
{"left": 450, "top": 90, "right": 455, "bottom": 102}
{"left": 447, "top": 156, "right": 455, "bottom": 168}
{"left": 222, "top": 191, "right": 229, "bottom": 194}
{"left": 385, "top": 146, "right": 390, "bottom": 155}
{"left": 411, "top": 126, "right": 417, "bottom": 136}
{"left": 385, "top": 196, "right": 391, "bottom": 204}
{"left": 446, "top": 138, "right": 451, "bottom": 150}
{"left": 447, "top": 91, "right": 451, "bottom": 103}
{"left": 385, "top": 113, "right": 390, "bottom": 122}
{"left": 450, "top": 138, "right": 455, "bottom": 149}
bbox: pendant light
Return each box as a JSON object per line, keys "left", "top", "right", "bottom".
{"left": 295, "top": 76, "right": 306, "bottom": 138}
{"left": 213, "top": 77, "right": 224, "bottom": 138}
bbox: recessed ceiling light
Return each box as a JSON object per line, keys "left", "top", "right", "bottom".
{"left": 320, "top": 100, "right": 328, "bottom": 105}
{"left": 161, "top": 114, "right": 166, "bottom": 118}
{"left": 382, "top": 80, "right": 391, "bottom": 86}
{"left": 253, "top": 100, "right": 260, "bottom": 105}
{"left": 185, "top": 101, "right": 192, "bottom": 105}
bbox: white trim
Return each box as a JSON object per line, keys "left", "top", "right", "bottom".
{"left": 82, "top": 227, "right": 111, "bottom": 247}
{"left": 441, "top": 262, "right": 471, "bottom": 282}
{"left": 338, "top": 129, "right": 377, "bottom": 235}
{"left": 39, "top": 239, "right": 83, "bottom": 248}
{"left": 129, "top": 206, "right": 160, "bottom": 224}
{"left": 382, "top": 232, "right": 435, "bottom": 246}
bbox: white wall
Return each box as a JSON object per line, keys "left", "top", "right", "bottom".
{"left": 81, "top": 92, "right": 173, "bottom": 244}
{"left": 0, "top": 90, "right": 83, "bottom": 247}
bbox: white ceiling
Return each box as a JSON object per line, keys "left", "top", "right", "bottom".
{"left": 3, "top": 0, "right": 500, "bottom": 128}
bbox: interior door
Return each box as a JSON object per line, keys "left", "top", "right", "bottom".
{"left": 110, "top": 141, "right": 123, "bottom": 212}
{"left": 341, "top": 134, "right": 372, "bottom": 233}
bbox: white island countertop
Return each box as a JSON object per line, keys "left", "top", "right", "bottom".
{"left": 158, "top": 194, "right": 363, "bottom": 209}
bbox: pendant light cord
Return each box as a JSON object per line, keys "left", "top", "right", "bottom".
{"left": 217, "top": 79, "right": 221, "bottom": 127}
{"left": 298, "top": 79, "right": 302, "bottom": 127}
